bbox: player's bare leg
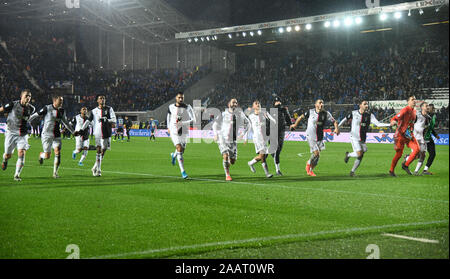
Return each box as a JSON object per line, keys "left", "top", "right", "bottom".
{"left": 223, "top": 153, "right": 232, "bottom": 181}
{"left": 92, "top": 146, "right": 103, "bottom": 177}
{"left": 2, "top": 153, "right": 11, "bottom": 170}
{"left": 53, "top": 147, "right": 61, "bottom": 178}
{"left": 349, "top": 151, "right": 364, "bottom": 177}
{"left": 13, "top": 149, "right": 26, "bottom": 181}
{"left": 39, "top": 151, "right": 51, "bottom": 165}
{"left": 175, "top": 144, "right": 188, "bottom": 179}
{"left": 79, "top": 147, "right": 88, "bottom": 166}
{"left": 307, "top": 150, "right": 320, "bottom": 176}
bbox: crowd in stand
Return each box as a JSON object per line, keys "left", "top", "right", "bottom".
{"left": 0, "top": 22, "right": 448, "bottom": 129}
{"left": 0, "top": 25, "right": 209, "bottom": 117}
{"left": 205, "top": 39, "right": 448, "bottom": 127}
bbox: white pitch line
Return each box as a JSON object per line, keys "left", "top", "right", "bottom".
{"left": 382, "top": 233, "right": 440, "bottom": 243}
{"left": 86, "top": 220, "right": 448, "bottom": 259}
{"left": 48, "top": 166, "right": 450, "bottom": 204}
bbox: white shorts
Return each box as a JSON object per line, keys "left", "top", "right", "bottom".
{"left": 95, "top": 137, "right": 111, "bottom": 150}
{"left": 218, "top": 141, "right": 238, "bottom": 160}
{"left": 253, "top": 139, "right": 268, "bottom": 154}
{"left": 307, "top": 137, "right": 325, "bottom": 153}
{"left": 42, "top": 136, "right": 62, "bottom": 153}
{"left": 4, "top": 131, "right": 30, "bottom": 154}
{"left": 351, "top": 139, "right": 368, "bottom": 153}
{"left": 75, "top": 136, "right": 90, "bottom": 150}
{"left": 170, "top": 133, "right": 187, "bottom": 149}
{"left": 417, "top": 139, "right": 427, "bottom": 152}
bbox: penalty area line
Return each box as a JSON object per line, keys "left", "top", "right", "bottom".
{"left": 381, "top": 233, "right": 440, "bottom": 244}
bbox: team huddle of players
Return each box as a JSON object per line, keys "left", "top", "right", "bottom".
{"left": 0, "top": 90, "right": 116, "bottom": 180}
{"left": 0, "top": 90, "right": 440, "bottom": 181}
{"left": 166, "top": 92, "right": 439, "bottom": 181}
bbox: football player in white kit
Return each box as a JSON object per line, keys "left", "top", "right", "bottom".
{"left": 213, "top": 98, "right": 250, "bottom": 181}
{"left": 72, "top": 106, "right": 91, "bottom": 166}
{"left": 339, "top": 100, "right": 390, "bottom": 176}
{"left": 0, "top": 89, "right": 35, "bottom": 181}
{"left": 167, "top": 92, "right": 196, "bottom": 179}
{"left": 80, "top": 94, "right": 116, "bottom": 177}
{"left": 29, "top": 94, "right": 75, "bottom": 178}
{"left": 290, "top": 99, "right": 340, "bottom": 176}
{"left": 403, "top": 102, "right": 430, "bottom": 175}
{"left": 247, "top": 100, "right": 276, "bottom": 178}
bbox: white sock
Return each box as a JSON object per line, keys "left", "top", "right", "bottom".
{"left": 53, "top": 155, "right": 60, "bottom": 175}
{"left": 40, "top": 152, "right": 46, "bottom": 159}
{"left": 351, "top": 159, "right": 361, "bottom": 172}
{"left": 415, "top": 161, "right": 423, "bottom": 173}
{"left": 423, "top": 166, "right": 429, "bottom": 171}
{"left": 2, "top": 153, "right": 7, "bottom": 162}
{"left": 177, "top": 152, "right": 185, "bottom": 173}
{"left": 80, "top": 150, "right": 88, "bottom": 163}
{"left": 94, "top": 153, "right": 102, "bottom": 170}
{"left": 15, "top": 155, "right": 24, "bottom": 177}
{"left": 248, "top": 159, "right": 257, "bottom": 166}
{"left": 223, "top": 160, "right": 230, "bottom": 176}
{"left": 73, "top": 149, "right": 81, "bottom": 154}
{"left": 275, "top": 163, "right": 280, "bottom": 172}
{"left": 405, "top": 155, "right": 409, "bottom": 162}
{"left": 261, "top": 162, "right": 269, "bottom": 175}
{"left": 348, "top": 152, "right": 358, "bottom": 158}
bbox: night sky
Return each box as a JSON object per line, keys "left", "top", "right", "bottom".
{"left": 167, "top": 0, "right": 419, "bottom": 26}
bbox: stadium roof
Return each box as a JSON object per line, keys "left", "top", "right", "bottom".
{"left": 0, "top": 0, "right": 213, "bottom": 45}
{"left": 174, "top": 0, "right": 449, "bottom": 56}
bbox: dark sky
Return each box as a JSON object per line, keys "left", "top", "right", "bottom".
{"left": 167, "top": 0, "right": 418, "bottom": 26}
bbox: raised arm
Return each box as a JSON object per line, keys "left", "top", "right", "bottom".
{"left": 289, "top": 114, "right": 305, "bottom": 130}
{"left": 370, "top": 113, "right": 390, "bottom": 127}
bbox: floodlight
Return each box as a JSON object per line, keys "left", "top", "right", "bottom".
{"left": 394, "top": 12, "right": 402, "bottom": 19}
{"left": 324, "top": 21, "right": 331, "bottom": 28}
{"left": 305, "top": 24, "right": 312, "bottom": 30}
{"left": 286, "top": 26, "right": 292, "bottom": 32}
{"left": 333, "top": 20, "right": 340, "bottom": 28}
{"left": 380, "top": 14, "right": 388, "bottom": 21}
{"left": 344, "top": 17, "right": 353, "bottom": 26}
{"left": 294, "top": 25, "right": 300, "bottom": 31}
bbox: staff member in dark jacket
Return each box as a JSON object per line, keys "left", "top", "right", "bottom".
{"left": 124, "top": 116, "right": 133, "bottom": 142}
{"left": 267, "top": 96, "right": 292, "bottom": 175}
{"left": 423, "top": 104, "right": 440, "bottom": 175}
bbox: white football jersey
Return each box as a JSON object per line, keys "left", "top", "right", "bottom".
{"left": 248, "top": 112, "right": 276, "bottom": 143}
{"left": 2, "top": 100, "right": 35, "bottom": 136}
{"left": 304, "top": 109, "right": 335, "bottom": 141}
{"left": 166, "top": 103, "right": 195, "bottom": 136}
{"left": 30, "top": 104, "right": 73, "bottom": 138}
{"left": 212, "top": 108, "right": 250, "bottom": 143}
{"left": 413, "top": 112, "right": 430, "bottom": 141}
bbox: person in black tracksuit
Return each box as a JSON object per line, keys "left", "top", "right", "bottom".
{"left": 124, "top": 116, "right": 133, "bottom": 142}
{"left": 266, "top": 96, "right": 292, "bottom": 176}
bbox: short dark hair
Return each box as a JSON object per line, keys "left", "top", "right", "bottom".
{"left": 407, "top": 95, "right": 416, "bottom": 101}
{"left": 429, "top": 103, "right": 435, "bottom": 108}
{"left": 52, "top": 93, "right": 63, "bottom": 100}
{"left": 176, "top": 91, "right": 184, "bottom": 96}
{"left": 420, "top": 102, "right": 428, "bottom": 108}
{"left": 358, "top": 99, "right": 368, "bottom": 105}
{"left": 96, "top": 94, "right": 106, "bottom": 101}
{"left": 21, "top": 89, "right": 31, "bottom": 96}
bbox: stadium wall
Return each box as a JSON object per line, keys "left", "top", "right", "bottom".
{"left": 0, "top": 123, "right": 447, "bottom": 145}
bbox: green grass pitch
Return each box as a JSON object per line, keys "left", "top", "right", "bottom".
{"left": 0, "top": 134, "right": 448, "bottom": 259}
